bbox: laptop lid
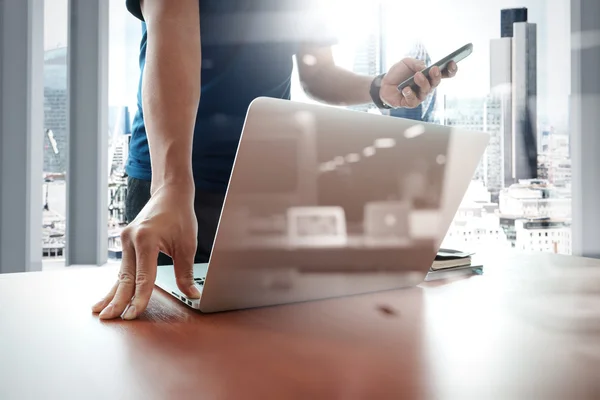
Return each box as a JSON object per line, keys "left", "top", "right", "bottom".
{"left": 200, "top": 97, "right": 489, "bottom": 312}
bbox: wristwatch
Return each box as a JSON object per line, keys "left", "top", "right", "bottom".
{"left": 370, "top": 73, "right": 392, "bottom": 110}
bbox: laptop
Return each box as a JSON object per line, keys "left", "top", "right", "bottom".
{"left": 155, "top": 96, "right": 489, "bottom": 313}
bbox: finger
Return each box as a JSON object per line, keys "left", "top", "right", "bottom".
{"left": 172, "top": 239, "right": 201, "bottom": 299}
{"left": 428, "top": 66, "right": 442, "bottom": 88}
{"left": 442, "top": 61, "right": 458, "bottom": 78}
{"left": 414, "top": 72, "right": 431, "bottom": 101}
{"left": 400, "top": 86, "right": 420, "bottom": 108}
{"left": 91, "top": 279, "right": 119, "bottom": 313}
{"left": 379, "top": 85, "right": 402, "bottom": 108}
{"left": 122, "top": 240, "right": 159, "bottom": 320}
{"left": 92, "top": 227, "right": 137, "bottom": 313}
{"left": 99, "top": 232, "right": 138, "bottom": 320}
{"left": 383, "top": 95, "right": 402, "bottom": 109}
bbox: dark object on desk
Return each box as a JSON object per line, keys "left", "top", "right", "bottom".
{"left": 432, "top": 248, "right": 475, "bottom": 271}
{"left": 425, "top": 265, "right": 483, "bottom": 282}
{"left": 436, "top": 248, "right": 475, "bottom": 259}
{"left": 426, "top": 248, "right": 483, "bottom": 280}
{"left": 377, "top": 304, "right": 399, "bottom": 317}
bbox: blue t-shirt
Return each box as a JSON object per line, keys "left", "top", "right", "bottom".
{"left": 125, "top": 0, "right": 336, "bottom": 192}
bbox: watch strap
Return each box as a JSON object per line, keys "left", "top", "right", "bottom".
{"left": 370, "top": 73, "right": 392, "bottom": 110}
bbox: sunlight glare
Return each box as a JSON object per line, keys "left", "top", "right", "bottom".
{"left": 302, "top": 54, "right": 317, "bottom": 66}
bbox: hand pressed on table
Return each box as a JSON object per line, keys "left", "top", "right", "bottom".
{"left": 92, "top": 183, "right": 200, "bottom": 320}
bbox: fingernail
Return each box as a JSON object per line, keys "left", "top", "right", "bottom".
{"left": 99, "top": 304, "right": 114, "bottom": 318}
{"left": 122, "top": 305, "right": 137, "bottom": 320}
{"left": 189, "top": 285, "right": 201, "bottom": 298}
{"left": 92, "top": 302, "right": 105, "bottom": 313}
{"left": 432, "top": 68, "right": 440, "bottom": 77}
{"left": 402, "top": 87, "right": 412, "bottom": 97}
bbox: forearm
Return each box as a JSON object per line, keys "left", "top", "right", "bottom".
{"left": 302, "top": 65, "right": 373, "bottom": 106}
{"left": 141, "top": 1, "right": 201, "bottom": 193}
{"left": 297, "top": 45, "right": 374, "bottom": 106}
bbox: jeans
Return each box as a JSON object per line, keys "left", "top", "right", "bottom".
{"left": 125, "top": 176, "right": 225, "bottom": 265}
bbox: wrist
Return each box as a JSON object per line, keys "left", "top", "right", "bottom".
{"left": 151, "top": 165, "right": 194, "bottom": 197}
{"left": 151, "top": 178, "right": 195, "bottom": 200}
{"left": 370, "top": 73, "right": 392, "bottom": 110}
{"left": 149, "top": 143, "right": 194, "bottom": 195}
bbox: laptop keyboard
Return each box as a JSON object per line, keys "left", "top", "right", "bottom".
{"left": 194, "top": 277, "right": 206, "bottom": 286}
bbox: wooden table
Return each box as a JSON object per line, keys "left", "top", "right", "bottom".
{"left": 1, "top": 253, "right": 599, "bottom": 399}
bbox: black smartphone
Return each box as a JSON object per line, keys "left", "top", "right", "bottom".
{"left": 397, "top": 42, "right": 473, "bottom": 92}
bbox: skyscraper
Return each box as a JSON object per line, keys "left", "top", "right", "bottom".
{"left": 512, "top": 21, "right": 538, "bottom": 181}
{"left": 442, "top": 95, "right": 502, "bottom": 191}
{"left": 43, "top": 47, "right": 68, "bottom": 174}
{"left": 501, "top": 8, "right": 528, "bottom": 38}
{"left": 352, "top": 33, "right": 382, "bottom": 77}
{"left": 484, "top": 96, "right": 504, "bottom": 191}
{"left": 109, "top": 106, "right": 132, "bottom": 177}
{"left": 350, "top": 35, "right": 380, "bottom": 113}
{"left": 490, "top": 8, "right": 538, "bottom": 187}
{"left": 350, "top": 2, "right": 385, "bottom": 113}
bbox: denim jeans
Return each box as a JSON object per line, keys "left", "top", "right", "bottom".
{"left": 125, "top": 177, "right": 225, "bottom": 265}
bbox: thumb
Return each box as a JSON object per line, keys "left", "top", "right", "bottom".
{"left": 172, "top": 242, "right": 201, "bottom": 299}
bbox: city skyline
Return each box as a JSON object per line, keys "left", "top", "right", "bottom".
{"left": 382, "top": 0, "right": 569, "bottom": 132}
{"left": 39, "top": 0, "right": 573, "bottom": 262}
{"left": 44, "top": 0, "right": 141, "bottom": 110}
{"left": 41, "top": 0, "right": 570, "bottom": 129}
{"left": 490, "top": 9, "right": 539, "bottom": 188}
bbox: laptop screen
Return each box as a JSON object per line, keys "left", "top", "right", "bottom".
{"left": 234, "top": 138, "right": 298, "bottom": 194}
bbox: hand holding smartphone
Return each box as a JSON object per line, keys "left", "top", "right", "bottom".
{"left": 397, "top": 43, "right": 473, "bottom": 93}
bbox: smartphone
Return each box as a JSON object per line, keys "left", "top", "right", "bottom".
{"left": 397, "top": 43, "right": 473, "bottom": 92}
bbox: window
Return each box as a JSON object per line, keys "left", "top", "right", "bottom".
{"left": 42, "top": 0, "right": 68, "bottom": 268}
{"left": 382, "top": 0, "right": 571, "bottom": 254}
{"left": 107, "top": 0, "right": 141, "bottom": 257}
{"left": 42, "top": 0, "right": 141, "bottom": 268}
{"left": 42, "top": 0, "right": 573, "bottom": 266}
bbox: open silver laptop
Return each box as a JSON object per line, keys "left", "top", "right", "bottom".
{"left": 155, "top": 97, "right": 489, "bottom": 313}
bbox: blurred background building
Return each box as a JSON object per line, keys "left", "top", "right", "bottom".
{"left": 36, "top": 0, "right": 574, "bottom": 266}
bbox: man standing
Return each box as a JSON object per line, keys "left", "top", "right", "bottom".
{"left": 93, "top": 0, "right": 458, "bottom": 320}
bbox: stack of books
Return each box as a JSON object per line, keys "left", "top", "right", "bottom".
{"left": 425, "top": 248, "right": 483, "bottom": 281}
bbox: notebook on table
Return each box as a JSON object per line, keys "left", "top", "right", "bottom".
{"left": 431, "top": 248, "right": 475, "bottom": 271}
